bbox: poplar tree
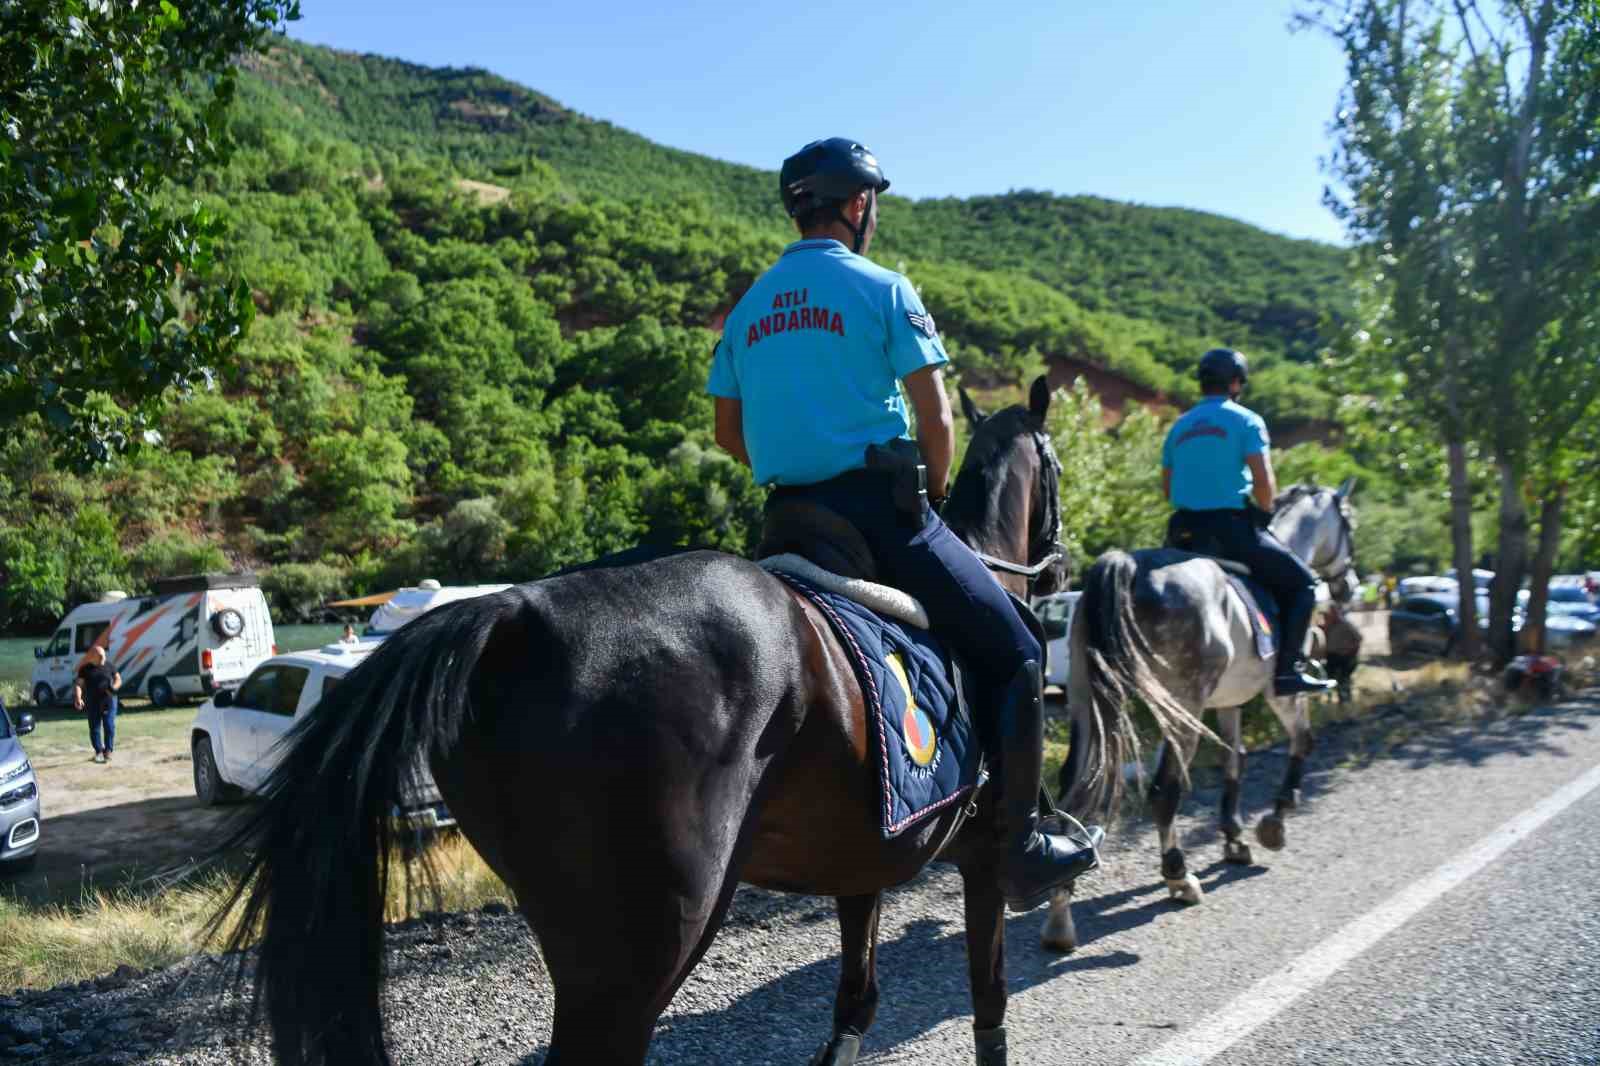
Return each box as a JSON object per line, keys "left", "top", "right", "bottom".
{"left": 1302, "top": 0, "right": 1600, "bottom": 662}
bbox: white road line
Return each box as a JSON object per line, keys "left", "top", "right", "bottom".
{"left": 1133, "top": 758, "right": 1600, "bottom": 1066}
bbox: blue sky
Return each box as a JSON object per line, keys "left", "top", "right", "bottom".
{"left": 287, "top": 1, "right": 1351, "bottom": 245}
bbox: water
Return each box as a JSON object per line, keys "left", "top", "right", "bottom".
{"left": 0, "top": 624, "right": 347, "bottom": 691}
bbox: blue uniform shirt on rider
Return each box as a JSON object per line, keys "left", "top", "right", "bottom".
{"left": 1161, "top": 396, "right": 1270, "bottom": 511}
{"left": 707, "top": 238, "right": 948, "bottom": 487}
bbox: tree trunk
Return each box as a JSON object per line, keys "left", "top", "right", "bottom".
{"left": 1521, "top": 483, "right": 1567, "bottom": 655}
{"left": 1487, "top": 460, "right": 1531, "bottom": 665}
{"left": 1446, "top": 437, "right": 1481, "bottom": 660}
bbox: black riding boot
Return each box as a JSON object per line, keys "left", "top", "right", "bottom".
{"left": 998, "top": 660, "right": 1102, "bottom": 912}
{"left": 1273, "top": 595, "right": 1335, "bottom": 697}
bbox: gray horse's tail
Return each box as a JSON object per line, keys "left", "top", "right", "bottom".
{"left": 1060, "top": 549, "right": 1215, "bottom": 817}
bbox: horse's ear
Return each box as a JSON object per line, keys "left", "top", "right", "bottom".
{"left": 1029, "top": 375, "right": 1051, "bottom": 420}
{"left": 959, "top": 387, "right": 986, "bottom": 427}
{"left": 1336, "top": 476, "right": 1358, "bottom": 500}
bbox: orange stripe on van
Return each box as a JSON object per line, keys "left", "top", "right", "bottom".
{"left": 114, "top": 602, "right": 175, "bottom": 661}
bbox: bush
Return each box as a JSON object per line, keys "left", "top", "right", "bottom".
{"left": 126, "top": 534, "right": 231, "bottom": 588}
{"left": 261, "top": 561, "right": 352, "bottom": 623}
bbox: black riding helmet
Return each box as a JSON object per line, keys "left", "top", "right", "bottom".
{"left": 779, "top": 138, "right": 890, "bottom": 253}
{"left": 1197, "top": 347, "right": 1249, "bottom": 389}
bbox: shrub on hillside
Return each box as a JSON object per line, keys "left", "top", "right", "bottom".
{"left": 261, "top": 561, "right": 351, "bottom": 623}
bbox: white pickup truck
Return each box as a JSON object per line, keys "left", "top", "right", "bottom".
{"left": 188, "top": 641, "right": 454, "bottom": 830}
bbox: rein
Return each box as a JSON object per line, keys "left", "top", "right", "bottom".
{"left": 968, "top": 427, "right": 1065, "bottom": 590}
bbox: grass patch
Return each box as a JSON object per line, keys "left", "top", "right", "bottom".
{"left": 19, "top": 703, "right": 193, "bottom": 760}
{"left": 0, "top": 832, "right": 513, "bottom": 992}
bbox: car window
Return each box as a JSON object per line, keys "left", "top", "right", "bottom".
{"left": 320, "top": 674, "right": 342, "bottom": 701}
{"left": 268, "top": 666, "right": 310, "bottom": 717}
{"left": 234, "top": 666, "right": 281, "bottom": 711}
{"left": 46, "top": 629, "right": 71, "bottom": 657}
{"left": 74, "top": 622, "right": 110, "bottom": 654}
{"left": 1402, "top": 599, "right": 1443, "bottom": 616}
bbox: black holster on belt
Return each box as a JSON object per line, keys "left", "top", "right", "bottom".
{"left": 864, "top": 438, "right": 927, "bottom": 526}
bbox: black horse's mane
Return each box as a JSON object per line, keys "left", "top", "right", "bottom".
{"left": 941, "top": 404, "right": 1039, "bottom": 538}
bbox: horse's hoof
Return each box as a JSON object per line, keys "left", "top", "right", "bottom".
{"left": 808, "top": 1032, "right": 862, "bottom": 1066}
{"left": 1256, "top": 814, "right": 1286, "bottom": 851}
{"left": 1167, "top": 874, "right": 1204, "bottom": 904}
{"left": 1223, "top": 839, "right": 1253, "bottom": 865}
{"left": 1040, "top": 893, "right": 1078, "bottom": 953}
{"left": 974, "top": 1025, "right": 1008, "bottom": 1066}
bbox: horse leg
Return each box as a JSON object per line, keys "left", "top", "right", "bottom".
{"left": 1152, "top": 737, "right": 1204, "bottom": 904}
{"left": 536, "top": 868, "right": 738, "bottom": 1066}
{"left": 961, "top": 859, "right": 1011, "bottom": 1066}
{"left": 1217, "top": 706, "right": 1252, "bottom": 866}
{"left": 810, "top": 894, "right": 882, "bottom": 1066}
{"left": 1256, "top": 695, "right": 1313, "bottom": 852}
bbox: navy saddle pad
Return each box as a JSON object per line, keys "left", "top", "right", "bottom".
{"left": 1226, "top": 574, "right": 1279, "bottom": 660}
{"left": 773, "top": 572, "right": 982, "bottom": 838}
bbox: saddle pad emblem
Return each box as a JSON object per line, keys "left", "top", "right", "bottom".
{"left": 887, "top": 653, "right": 937, "bottom": 767}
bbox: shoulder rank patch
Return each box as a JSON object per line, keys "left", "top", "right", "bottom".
{"left": 906, "top": 310, "right": 938, "bottom": 339}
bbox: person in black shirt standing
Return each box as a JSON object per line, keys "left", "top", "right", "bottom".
{"left": 74, "top": 645, "right": 121, "bottom": 764}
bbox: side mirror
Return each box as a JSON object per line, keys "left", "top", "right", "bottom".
{"left": 213, "top": 689, "right": 235, "bottom": 708}
{"left": 1041, "top": 618, "right": 1069, "bottom": 640}
{"left": 17, "top": 713, "right": 34, "bottom": 736}
{"left": 33, "top": 647, "right": 46, "bottom": 659}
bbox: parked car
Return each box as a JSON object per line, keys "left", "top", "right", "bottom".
{"left": 1546, "top": 584, "right": 1600, "bottom": 624}
{"left": 1032, "top": 591, "right": 1081, "bottom": 688}
{"left": 1397, "top": 575, "right": 1459, "bottom": 598}
{"left": 32, "top": 572, "right": 276, "bottom": 708}
{"left": 189, "top": 643, "right": 455, "bottom": 830}
{"left": 1390, "top": 590, "right": 1596, "bottom": 656}
{"left": 1388, "top": 592, "right": 1510, "bottom": 656}
{"left": 0, "top": 697, "right": 40, "bottom": 873}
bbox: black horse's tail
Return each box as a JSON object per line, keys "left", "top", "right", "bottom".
{"left": 208, "top": 591, "right": 516, "bottom": 1066}
{"left": 1060, "top": 549, "right": 1214, "bottom": 817}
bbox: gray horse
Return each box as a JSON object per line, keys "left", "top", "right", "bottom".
{"left": 1041, "top": 480, "right": 1357, "bottom": 952}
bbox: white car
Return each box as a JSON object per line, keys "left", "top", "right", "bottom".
{"left": 1032, "top": 592, "right": 1081, "bottom": 688}
{"left": 188, "top": 641, "right": 454, "bottom": 829}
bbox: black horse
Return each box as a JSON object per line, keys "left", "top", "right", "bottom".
{"left": 214, "top": 376, "right": 1199, "bottom": 1065}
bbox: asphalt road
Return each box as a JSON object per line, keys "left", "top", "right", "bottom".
{"left": 16, "top": 689, "right": 1598, "bottom": 1065}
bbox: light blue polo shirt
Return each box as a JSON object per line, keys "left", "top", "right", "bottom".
{"left": 707, "top": 239, "right": 948, "bottom": 486}
{"left": 1161, "top": 396, "right": 1270, "bottom": 511}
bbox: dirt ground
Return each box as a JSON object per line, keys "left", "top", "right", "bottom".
{"left": 2, "top": 702, "right": 235, "bottom": 902}
{"left": 3, "top": 610, "right": 1400, "bottom": 904}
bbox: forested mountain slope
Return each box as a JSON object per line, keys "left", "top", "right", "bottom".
{"left": 238, "top": 40, "right": 1348, "bottom": 414}
{"left": 0, "top": 39, "right": 1355, "bottom": 633}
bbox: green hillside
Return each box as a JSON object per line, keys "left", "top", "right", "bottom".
{"left": 237, "top": 39, "right": 1348, "bottom": 418}
{"left": 0, "top": 39, "right": 1357, "bottom": 635}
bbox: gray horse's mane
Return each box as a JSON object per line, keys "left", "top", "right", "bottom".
{"left": 1273, "top": 482, "right": 1323, "bottom": 512}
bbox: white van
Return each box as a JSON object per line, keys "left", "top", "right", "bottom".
{"left": 31, "top": 573, "right": 276, "bottom": 707}
{"left": 362, "top": 580, "right": 512, "bottom": 636}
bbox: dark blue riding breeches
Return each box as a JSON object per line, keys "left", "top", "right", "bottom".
{"left": 1169, "top": 507, "right": 1318, "bottom": 658}
{"left": 769, "top": 471, "right": 1041, "bottom": 694}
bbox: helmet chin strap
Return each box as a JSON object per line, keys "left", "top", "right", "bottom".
{"left": 834, "top": 189, "right": 874, "bottom": 253}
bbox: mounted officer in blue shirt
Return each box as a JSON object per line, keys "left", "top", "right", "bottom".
{"left": 708, "top": 137, "right": 1098, "bottom": 910}
{"left": 1163, "top": 348, "right": 1335, "bottom": 696}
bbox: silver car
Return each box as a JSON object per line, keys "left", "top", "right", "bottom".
{"left": 0, "top": 699, "right": 40, "bottom": 872}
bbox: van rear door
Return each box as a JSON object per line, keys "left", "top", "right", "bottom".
{"left": 206, "top": 588, "right": 275, "bottom": 689}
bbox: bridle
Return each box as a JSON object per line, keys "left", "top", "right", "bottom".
{"left": 972, "top": 427, "right": 1067, "bottom": 587}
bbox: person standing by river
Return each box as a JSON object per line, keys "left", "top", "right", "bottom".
{"left": 73, "top": 646, "right": 120, "bottom": 764}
